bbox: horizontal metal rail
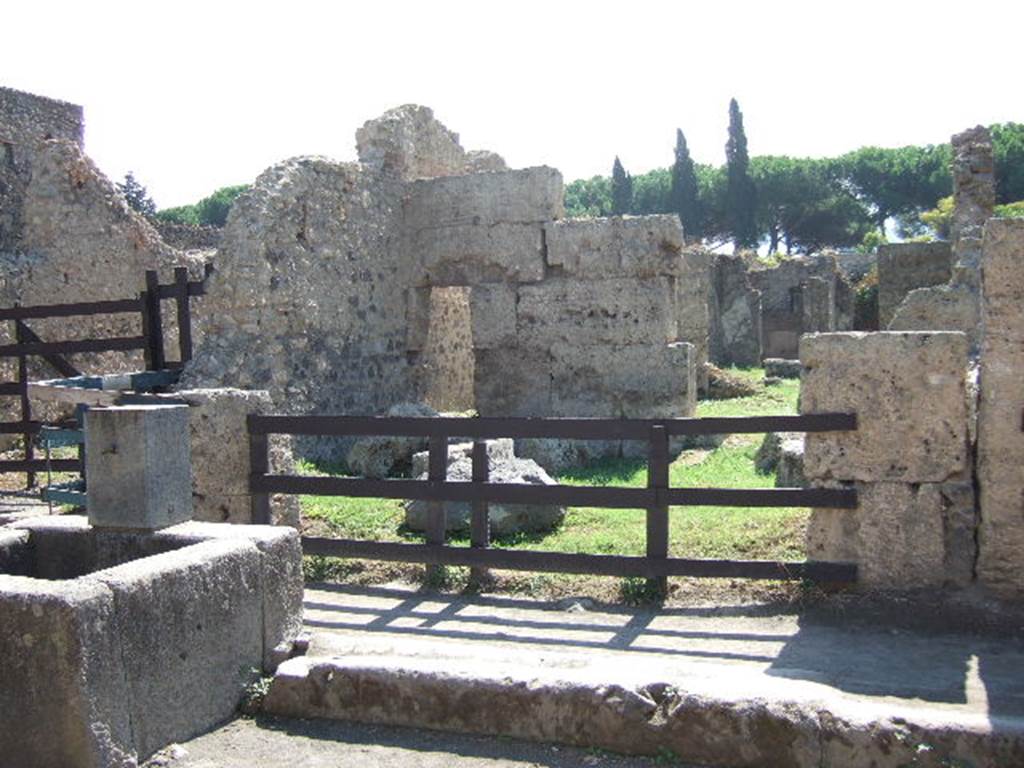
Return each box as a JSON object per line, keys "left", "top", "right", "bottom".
{"left": 0, "top": 458, "right": 80, "bottom": 473}
{"left": 252, "top": 475, "right": 858, "bottom": 509}
{"left": 248, "top": 412, "right": 856, "bottom": 440}
{"left": 301, "top": 538, "right": 857, "bottom": 582}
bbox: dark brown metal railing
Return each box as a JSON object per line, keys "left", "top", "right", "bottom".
{"left": 0, "top": 267, "right": 206, "bottom": 486}
{"left": 249, "top": 412, "right": 859, "bottom": 588}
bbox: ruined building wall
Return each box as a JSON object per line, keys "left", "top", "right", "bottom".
{"left": 418, "top": 286, "right": 474, "bottom": 412}
{"left": 709, "top": 253, "right": 761, "bottom": 367}
{"left": 876, "top": 242, "right": 953, "bottom": 328}
{"left": 802, "top": 331, "right": 975, "bottom": 589}
{"left": 975, "top": 218, "right": 1024, "bottom": 599}
{"left": 889, "top": 127, "right": 995, "bottom": 348}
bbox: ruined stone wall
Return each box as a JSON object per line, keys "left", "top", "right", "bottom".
{"left": 801, "top": 332, "right": 974, "bottom": 589}
{"left": 876, "top": 242, "right": 952, "bottom": 328}
{"left": 1, "top": 88, "right": 85, "bottom": 253}
{"left": 183, "top": 157, "right": 411, "bottom": 440}
{"left": 888, "top": 127, "right": 994, "bottom": 348}
{"left": 750, "top": 254, "right": 848, "bottom": 360}
{"left": 154, "top": 221, "right": 222, "bottom": 252}
{"left": 418, "top": 286, "right": 474, "bottom": 412}
{"left": 976, "top": 218, "right": 1024, "bottom": 599}
{"left": 709, "top": 254, "right": 761, "bottom": 367}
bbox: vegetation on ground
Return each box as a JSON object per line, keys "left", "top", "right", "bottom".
{"left": 300, "top": 369, "right": 806, "bottom": 602}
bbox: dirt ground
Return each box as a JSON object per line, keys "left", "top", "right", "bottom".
{"left": 144, "top": 716, "right": 697, "bottom": 768}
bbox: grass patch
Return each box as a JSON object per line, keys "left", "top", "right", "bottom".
{"left": 299, "top": 368, "right": 808, "bottom": 599}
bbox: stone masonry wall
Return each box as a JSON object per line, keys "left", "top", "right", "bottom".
{"left": 710, "top": 253, "right": 761, "bottom": 367}
{"left": 888, "top": 127, "right": 994, "bottom": 349}
{"left": 976, "top": 218, "right": 1024, "bottom": 599}
{"left": 418, "top": 286, "right": 474, "bottom": 412}
{"left": 801, "top": 332, "right": 974, "bottom": 589}
{"left": 876, "top": 242, "right": 953, "bottom": 328}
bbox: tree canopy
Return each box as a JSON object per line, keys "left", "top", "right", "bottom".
{"left": 156, "top": 184, "right": 250, "bottom": 227}
{"left": 725, "top": 99, "right": 758, "bottom": 250}
{"left": 563, "top": 120, "right": 1024, "bottom": 255}
{"left": 117, "top": 172, "right": 157, "bottom": 217}
{"left": 611, "top": 156, "right": 633, "bottom": 216}
{"left": 669, "top": 129, "right": 702, "bottom": 241}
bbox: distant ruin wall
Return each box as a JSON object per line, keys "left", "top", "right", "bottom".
{"left": 710, "top": 254, "right": 761, "bottom": 366}
{"left": 876, "top": 242, "right": 952, "bottom": 328}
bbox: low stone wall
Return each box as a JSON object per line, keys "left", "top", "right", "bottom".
{"left": 801, "top": 332, "right": 974, "bottom": 589}
{"left": 976, "top": 218, "right": 1024, "bottom": 599}
{"left": 153, "top": 220, "right": 222, "bottom": 251}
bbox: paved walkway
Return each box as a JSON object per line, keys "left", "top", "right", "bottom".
{"left": 160, "top": 583, "right": 1024, "bottom": 767}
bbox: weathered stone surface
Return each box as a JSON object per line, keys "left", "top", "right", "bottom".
{"left": 808, "top": 482, "right": 968, "bottom": 589}
{"left": 514, "top": 437, "right": 622, "bottom": 475}
{"left": 182, "top": 155, "right": 412, "bottom": 456}
{"left": 801, "top": 332, "right": 969, "bottom": 483}
{"left": 176, "top": 388, "right": 300, "bottom": 527}
{"left": 412, "top": 222, "right": 545, "bottom": 285}
{"left": 976, "top": 218, "right": 1024, "bottom": 597}
{"left": 155, "top": 521, "right": 305, "bottom": 669}
{"left": 85, "top": 405, "right": 193, "bottom": 531}
{"left": 474, "top": 346, "right": 552, "bottom": 417}
{"left": 405, "top": 455, "right": 564, "bottom": 535}
{"left": 676, "top": 247, "right": 712, "bottom": 388}
{"left": 709, "top": 253, "right": 761, "bottom": 367}
{"left": 887, "top": 282, "right": 979, "bottom": 340}
{"left": 543, "top": 215, "right": 684, "bottom": 278}
{"left": 517, "top": 277, "right": 676, "bottom": 347}
{"left": 775, "top": 435, "right": 805, "bottom": 488}
{"left": 463, "top": 149, "right": 507, "bottom": 173}
{"left": 950, "top": 125, "right": 995, "bottom": 273}
{"left": 468, "top": 282, "right": 516, "bottom": 350}
{"left": 0, "top": 575, "right": 135, "bottom": 768}
{"left": 801, "top": 276, "right": 834, "bottom": 333}
{"left": 548, "top": 342, "right": 695, "bottom": 418}
{"left": 0, "top": 528, "right": 31, "bottom": 575}
{"left": 346, "top": 402, "right": 440, "bottom": 478}
{"left": 356, "top": 104, "right": 467, "bottom": 181}
{"left": 763, "top": 358, "right": 801, "bottom": 379}
{"left": 411, "top": 438, "right": 515, "bottom": 478}
{"left": 877, "top": 242, "right": 953, "bottom": 328}
{"left": 704, "top": 363, "right": 758, "bottom": 400}
{"left": 92, "top": 538, "right": 263, "bottom": 758}
{"left": 405, "top": 167, "right": 564, "bottom": 232}
{"left": 417, "top": 286, "right": 474, "bottom": 411}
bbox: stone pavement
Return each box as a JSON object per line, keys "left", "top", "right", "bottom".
{"left": 171, "top": 583, "right": 1024, "bottom": 767}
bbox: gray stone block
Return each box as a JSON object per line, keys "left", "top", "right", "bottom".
{"left": 85, "top": 404, "right": 193, "bottom": 531}
{"left": 801, "top": 332, "right": 969, "bottom": 484}
{"left": 543, "top": 215, "right": 684, "bottom": 278}
{"left": 0, "top": 528, "right": 31, "bottom": 575}
{"left": 91, "top": 538, "right": 263, "bottom": 758}
{"left": 0, "top": 575, "right": 134, "bottom": 768}
{"left": 412, "top": 222, "right": 545, "bottom": 284}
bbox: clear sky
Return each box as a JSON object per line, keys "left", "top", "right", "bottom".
{"left": 3, "top": 1, "right": 1021, "bottom": 208}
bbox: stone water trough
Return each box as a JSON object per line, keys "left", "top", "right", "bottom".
{"left": 0, "top": 404, "right": 304, "bottom": 768}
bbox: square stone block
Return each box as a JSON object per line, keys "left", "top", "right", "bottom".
{"left": 543, "top": 215, "right": 684, "bottom": 278}
{"left": 801, "top": 332, "right": 969, "bottom": 483}
{"left": 85, "top": 404, "right": 192, "bottom": 530}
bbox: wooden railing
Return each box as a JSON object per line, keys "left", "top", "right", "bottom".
{"left": 249, "top": 413, "right": 859, "bottom": 589}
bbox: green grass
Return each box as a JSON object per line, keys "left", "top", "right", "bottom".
{"left": 300, "top": 370, "right": 807, "bottom": 579}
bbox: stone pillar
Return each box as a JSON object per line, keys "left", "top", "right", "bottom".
{"left": 950, "top": 126, "right": 996, "bottom": 279}
{"left": 801, "top": 332, "right": 974, "bottom": 588}
{"left": 976, "top": 219, "right": 1024, "bottom": 598}
{"left": 176, "top": 388, "right": 301, "bottom": 527}
{"left": 84, "top": 404, "right": 193, "bottom": 530}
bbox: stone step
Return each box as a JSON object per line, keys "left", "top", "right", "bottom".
{"left": 263, "top": 647, "right": 1024, "bottom": 768}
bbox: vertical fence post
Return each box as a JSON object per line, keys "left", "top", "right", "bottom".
{"left": 426, "top": 433, "right": 447, "bottom": 583}
{"left": 173, "top": 266, "right": 193, "bottom": 365}
{"left": 646, "top": 424, "right": 670, "bottom": 596}
{"left": 142, "top": 270, "right": 165, "bottom": 371}
{"left": 14, "top": 317, "right": 33, "bottom": 489}
{"left": 249, "top": 429, "right": 271, "bottom": 525}
{"left": 469, "top": 439, "right": 490, "bottom": 587}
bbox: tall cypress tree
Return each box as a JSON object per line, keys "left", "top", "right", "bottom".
{"left": 669, "top": 129, "right": 702, "bottom": 241}
{"left": 611, "top": 156, "right": 633, "bottom": 216}
{"left": 725, "top": 99, "right": 758, "bottom": 249}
